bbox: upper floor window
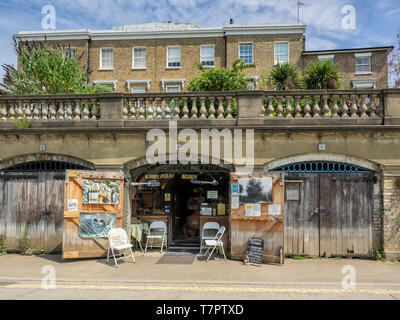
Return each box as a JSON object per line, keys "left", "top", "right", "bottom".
{"left": 100, "top": 48, "right": 114, "bottom": 70}
{"left": 239, "top": 43, "right": 253, "bottom": 64}
{"left": 167, "top": 46, "right": 181, "bottom": 68}
{"left": 274, "top": 42, "right": 289, "bottom": 64}
{"left": 318, "top": 55, "right": 334, "bottom": 64}
{"left": 132, "top": 47, "right": 146, "bottom": 69}
{"left": 201, "top": 45, "right": 215, "bottom": 67}
{"left": 63, "top": 46, "right": 76, "bottom": 58}
{"left": 355, "top": 53, "right": 371, "bottom": 74}
{"left": 166, "top": 85, "right": 181, "bottom": 93}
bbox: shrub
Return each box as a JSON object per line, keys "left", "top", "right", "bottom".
{"left": 304, "top": 59, "right": 343, "bottom": 90}
{"left": 266, "top": 63, "right": 302, "bottom": 91}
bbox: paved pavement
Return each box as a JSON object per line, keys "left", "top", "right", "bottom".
{"left": 0, "top": 251, "right": 399, "bottom": 300}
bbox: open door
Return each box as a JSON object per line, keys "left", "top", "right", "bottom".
{"left": 62, "top": 170, "right": 124, "bottom": 259}
{"left": 230, "top": 172, "right": 284, "bottom": 264}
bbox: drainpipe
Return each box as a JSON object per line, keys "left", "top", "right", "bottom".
{"left": 224, "top": 33, "right": 227, "bottom": 68}
{"left": 87, "top": 37, "right": 92, "bottom": 84}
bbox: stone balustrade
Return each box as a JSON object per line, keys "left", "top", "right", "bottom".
{"left": 261, "top": 90, "right": 383, "bottom": 119}
{"left": 0, "top": 89, "right": 398, "bottom": 129}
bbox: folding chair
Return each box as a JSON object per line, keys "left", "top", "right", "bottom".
{"left": 199, "top": 222, "right": 220, "bottom": 253}
{"left": 145, "top": 221, "right": 167, "bottom": 253}
{"left": 107, "top": 228, "right": 136, "bottom": 268}
{"left": 203, "top": 226, "right": 227, "bottom": 262}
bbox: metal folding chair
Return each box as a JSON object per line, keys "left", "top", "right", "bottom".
{"left": 107, "top": 228, "right": 136, "bottom": 267}
{"left": 203, "top": 226, "right": 227, "bottom": 262}
{"left": 145, "top": 221, "right": 167, "bottom": 253}
{"left": 199, "top": 222, "right": 220, "bottom": 253}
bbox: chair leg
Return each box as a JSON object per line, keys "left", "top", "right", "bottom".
{"left": 111, "top": 247, "right": 118, "bottom": 268}
{"left": 206, "top": 246, "right": 217, "bottom": 262}
{"left": 106, "top": 245, "right": 110, "bottom": 263}
{"left": 145, "top": 238, "right": 148, "bottom": 253}
{"left": 199, "top": 240, "right": 203, "bottom": 254}
{"left": 130, "top": 247, "right": 136, "bottom": 264}
{"left": 160, "top": 238, "right": 164, "bottom": 253}
{"left": 221, "top": 245, "right": 227, "bottom": 260}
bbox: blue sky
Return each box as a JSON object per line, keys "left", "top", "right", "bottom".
{"left": 0, "top": 0, "right": 399, "bottom": 79}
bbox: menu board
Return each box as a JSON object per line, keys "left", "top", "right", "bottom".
{"left": 248, "top": 237, "right": 264, "bottom": 264}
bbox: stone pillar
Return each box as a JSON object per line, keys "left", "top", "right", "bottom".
{"left": 382, "top": 170, "right": 400, "bottom": 260}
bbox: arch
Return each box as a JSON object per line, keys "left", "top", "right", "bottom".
{"left": 0, "top": 153, "right": 95, "bottom": 171}
{"left": 123, "top": 155, "right": 234, "bottom": 174}
{"left": 263, "top": 153, "right": 381, "bottom": 173}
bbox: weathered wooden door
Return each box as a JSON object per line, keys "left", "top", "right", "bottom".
{"left": 0, "top": 172, "right": 65, "bottom": 252}
{"left": 285, "top": 173, "right": 374, "bottom": 257}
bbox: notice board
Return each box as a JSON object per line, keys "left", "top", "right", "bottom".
{"left": 62, "top": 170, "right": 124, "bottom": 259}
{"left": 230, "top": 172, "right": 284, "bottom": 264}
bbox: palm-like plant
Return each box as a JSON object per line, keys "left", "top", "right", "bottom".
{"left": 267, "top": 63, "right": 302, "bottom": 91}
{"left": 304, "top": 60, "right": 343, "bottom": 90}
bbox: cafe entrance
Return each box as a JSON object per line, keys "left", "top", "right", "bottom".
{"left": 130, "top": 164, "right": 231, "bottom": 248}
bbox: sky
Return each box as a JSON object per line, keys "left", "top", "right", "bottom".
{"left": 0, "top": 0, "right": 399, "bottom": 79}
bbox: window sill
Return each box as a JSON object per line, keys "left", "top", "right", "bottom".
{"left": 98, "top": 68, "right": 114, "bottom": 71}
{"left": 355, "top": 72, "right": 373, "bottom": 75}
{"left": 131, "top": 67, "right": 147, "bottom": 70}
{"left": 166, "top": 67, "right": 181, "bottom": 70}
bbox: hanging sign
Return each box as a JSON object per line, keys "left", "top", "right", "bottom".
{"left": 181, "top": 174, "right": 198, "bottom": 180}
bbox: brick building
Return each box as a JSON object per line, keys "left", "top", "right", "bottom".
{"left": 15, "top": 22, "right": 393, "bottom": 92}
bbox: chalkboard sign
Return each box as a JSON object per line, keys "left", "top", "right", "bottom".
{"left": 248, "top": 237, "right": 264, "bottom": 264}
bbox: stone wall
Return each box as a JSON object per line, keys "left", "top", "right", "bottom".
{"left": 382, "top": 174, "right": 400, "bottom": 259}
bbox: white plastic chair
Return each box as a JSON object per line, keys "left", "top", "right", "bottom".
{"left": 199, "top": 222, "right": 220, "bottom": 253}
{"left": 203, "top": 226, "right": 227, "bottom": 262}
{"left": 107, "top": 228, "right": 136, "bottom": 268}
{"left": 145, "top": 221, "right": 167, "bottom": 253}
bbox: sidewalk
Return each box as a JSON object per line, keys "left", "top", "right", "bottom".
{"left": 0, "top": 251, "right": 399, "bottom": 287}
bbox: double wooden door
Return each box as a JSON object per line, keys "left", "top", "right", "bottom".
{"left": 285, "top": 173, "right": 374, "bottom": 257}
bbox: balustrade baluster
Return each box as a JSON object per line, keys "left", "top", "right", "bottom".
{"left": 122, "top": 98, "right": 128, "bottom": 120}
{"left": 217, "top": 97, "right": 224, "bottom": 119}
{"left": 294, "top": 96, "right": 301, "bottom": 118}
{"left": 267, "top": 96, "right": 274, "bottom": 118}
{"left": 209, "top": 97, "right": 216, "bottom": 119}
{"left": 332, "top": 95, "right": 339, "bottom": 118}
{"left": 312, "top": 95, "right": 321, "bottom": 118}
{"left": 370, "top": 94, "right": 378, "bottom": 117}
{"left": 360, "top": 95, "right": 368, "bottom": 118}
{"left": 16, "top": 101, "right": 23, "bottom": 119}
{"left": 285, "top": 96, "right": 293, "bottom": 118}
{"left": 164, "top": 97, "right": 171, "bottom": 119}
{"left": 276, "top": 96, "right": 283, "bottom": 118}
{"left": 304, "top": 96, "right": 311, "bottom": 118}
{"left": 90, "top": 99, "right": 98, "bottom": 120}
{"left": 350, "top": 95, "right": 358, "bottom": 118}
{"left": 341, "top": 95, "right": 349, "bottom": 118}
{"left": 322, "top": 95, "right": 330, "bottom": 117}
{"left": 74, "top": 99, "right": 81, "bottom": 120}
{"left": 147, "top": 98, "right": 154, "bottom": 120}
{"left": 199, "top": 97, "right": 207, "bottom": 119}
{"left": 173, "top": 97, "right": 180, "bottom": 119}
{"left": 191, "top": 97, "right": 198, "bottom": 119}
{"left": 82, "top": 100, "right": 90, "bottom": 120}
{"left": 1, "top": 101, "right": 7, "bottom": 121}
{"left": 182, "top": 97, "right": 189, "bottom": 119}
{"left": 226, "top": 97, "right": 233, "bottom": 118}
{"left": 41, "top": 101, "right": 48, "bottom": 120}
{"left": 138, "top": 98, "right": 145, "bottom": 120}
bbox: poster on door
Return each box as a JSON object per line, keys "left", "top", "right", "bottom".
{"left": 82, "top": 179, "right": 120, "bottom": 204}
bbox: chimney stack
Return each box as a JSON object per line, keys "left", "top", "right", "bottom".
{"left": 230, "top": 18, "right": 234, "bottom": 25}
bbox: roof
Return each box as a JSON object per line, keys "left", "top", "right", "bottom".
{"left": 303, "top": 46, "right": 394, "bottom": 55}
{"left": 14, "top": 22, "right": 306, "bottom": 41}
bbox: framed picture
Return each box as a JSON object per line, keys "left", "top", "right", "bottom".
{"left": 238, "top": 177, "right": 272, "bottom": 203}
{"left": 82, "top": 180, "right": 120, "bottom": 204}
{"left": 79, "top": 213, "right": 117, "bottom": 238}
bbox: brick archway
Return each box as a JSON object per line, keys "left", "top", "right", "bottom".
{"left": 0, "top": 153, "right": 95, "bottom": 171}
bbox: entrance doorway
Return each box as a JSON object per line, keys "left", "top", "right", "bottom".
{"left": 131, "top": 164, "right": 231, "bottom": 248}
{"left": 271, "top": 161, "right": 375, "bottom": 257}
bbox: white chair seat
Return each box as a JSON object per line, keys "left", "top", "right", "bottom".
{"left": 204, "top": 240, "right": 222, "bottom": 246}
{"left": 113, "top": 243, "right": 133, "bottom": 250}
{"left": 145, "top": 221, "right": 167, "bottom": 253}
{"left": 200, "top": 222, "right": 220, "bottom": 253}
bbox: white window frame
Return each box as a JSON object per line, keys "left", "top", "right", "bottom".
{"left": 318, "top": 55, "right": 334, "bottom": 63}
{"left": 166, "top": 85, "right": 181, "bottom": 93}
{"left": 274, "top": 41, "right": 290, "bottom": 65}
{"left": 238, "top": 42, "right": 254, "bottom": 64}
{"left": 166, "top": 45, "right": 181, "bottom": 69}
{"left": 99, "top": 47, "right": 114, "bottom": 70}
{"left": 93, "top": 80, "right": 118, "bottom": 91}
{"left": 132, "top": 47, "right": 146, "bottom": 70}
{"left": 355, "top": 52, "right": 372, "bottom": 75}
{"left": 161, "top": 78, "right": 186, "bottom": 91}
{"left": 200, "top": 44, "right": 215, "bottom": 67}
{"left": 63, "top": 46, "right": 76, "bottom": 58}
{"left": 126, "top": 80, "right": 151, "bottom": 92}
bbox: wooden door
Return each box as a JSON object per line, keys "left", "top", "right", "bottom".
{"left": 230, "top": 172, "right": 285, "bottom": 264}
{"left": 62, "top": 170, "right": 124, "bottom": 259}
{"left": 285, "top": 172, "right": 374, "bottom": 257}
{"left": 0, "top": 172, "right": 65, "bottom": 252}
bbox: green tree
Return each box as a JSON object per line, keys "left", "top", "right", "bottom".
{"left": 264, "top": 63, "right": 303, "bottom": 91}
{"left": 2, "top": 39, "right": 113, "bottom": 95}
{"left": 303, "top": 59, "right": 343, "bottom": 90}
{"left": 187, "top": 59, "right": 256, "bottom": 92}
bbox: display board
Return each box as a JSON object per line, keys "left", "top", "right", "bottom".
{"left": 248, "top": 238, "right": 264, "bottom": 264}
{"left": 230, "top": 172, "right": 284, "bottom": 264}
{"left": 62, "top": 170, "right": 124, "bottom": 259}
